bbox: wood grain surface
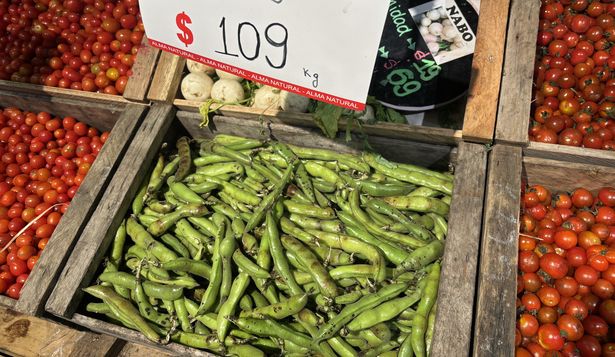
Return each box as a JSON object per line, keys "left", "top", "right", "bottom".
{"left": 495, "top": 0, "right": 541, "bottom": 146}
{"left": 0, "top": 307, "right": 118, "bottom": 357}
{"left": 473, "top": 145, "right": 522, "bottom": 357}
{"left": 123, "top": 37, "right": 161, "bottom": 102}
{"left": 431, "top": 142, "right": 488, "bottom": 357}
{"left": 462, "top": 0, "right": 512, "bottom": 143}
{"left": 148, "top": 52, "right": 185, "bottom": 102}
{"left": 525, "top": 142, "right": 615, "bottom": 168}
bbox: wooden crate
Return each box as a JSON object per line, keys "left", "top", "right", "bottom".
{"left": 0, "top": 89, "right": 149, "bottom": 315}
{"left": 45, "top": 103, "right": 488, "bottom": 356}
{"left": 147, "top": 0, "right": 515, "bottom": 146}
{"left": 0, "top": 37, "right": 160, "bottom": 104}
{"left": 473, "top": 145, "right": 615, "bottom": 356}
{"left": 493, "top": 0, "right": 615, "bottom": 164}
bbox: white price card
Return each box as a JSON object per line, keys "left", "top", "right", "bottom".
{"left": 139, "top": 0, "right": 390, "bottom": 110}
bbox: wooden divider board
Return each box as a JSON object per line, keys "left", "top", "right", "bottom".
{"left": 72, "top": 313, "right": 213, "bottom": 357}
{"left": 473, "top": 145, "right": 522, "bottom": 357}
{"left": 47, "top": 105, "right": 486, "bottom": 356}
{"left": 431, "top": 142, "right": 487, "bottom": 356}
{"left": 0, "top": 94, "right": 148, "bottom": 315}
{"left": 462, "top": 0, "right": 512, "bottom": 143}
{"left": 123, "top": 37, "right": 161, "bottom": 102}
{"left": 0, "top": 83, "right": 129, "bottom": 121}
{"left": 176, "top": 101, "right": 463, "bottom": 146}
{"left": 0, "top": 89, "right": 127, "bottom": 132}
{"left": 0, "top": 307, "right": 176, "bottom": 357}
{"left": 147, "top": 51, "right": 185, "bottom": 103}
{"left": 495, "top": 0, "right": 541, "bottom": 146}
{"left": 147, "top": 52, "right": 465, "bottom": 146}
{"left": 0, "top": 307, "right": 119, "bottom": 357}
{"left": 525, "top": 142, "right": 615, "bottom": 168}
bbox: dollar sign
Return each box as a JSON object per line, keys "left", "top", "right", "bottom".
{"left": 176, "top": 11, "right": 194, "bottom": 47}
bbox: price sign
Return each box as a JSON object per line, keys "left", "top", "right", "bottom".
{"left": 139, "top": 0, "right": 391, "bottom": 110}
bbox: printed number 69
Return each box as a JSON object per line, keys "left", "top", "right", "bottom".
{"left": 387, "top": 69, "right": 421, "bottom": 97}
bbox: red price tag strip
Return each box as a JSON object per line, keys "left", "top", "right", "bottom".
{"left": 139, "top": 0, "right": 390, "bottom": 110}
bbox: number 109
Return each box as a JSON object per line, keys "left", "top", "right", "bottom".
{"left": 216, "top": 17, "right": 288, "bottom": 70}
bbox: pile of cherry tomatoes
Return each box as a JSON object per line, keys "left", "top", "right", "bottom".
{"left": 0, "top": 0, "right": 144, "bottom": 94}
{"left": 531, "top": 0, "right": 615, "bottom": 150}
{"left": 0, "top": 107, "right": 109, "bottom": 299}
{"left": 516, "top": 185, "right": 615, "bottom": 356}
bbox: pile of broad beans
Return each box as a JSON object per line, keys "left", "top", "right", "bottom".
{"left": 84, "top": 134, "right": 452, "bottom": 357}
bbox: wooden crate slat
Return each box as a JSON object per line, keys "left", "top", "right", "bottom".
{"left": 118, "top": 340, "right": 174, "bottom": 357}
{"left": 178, "top": 112, "right": 455, "bottom": 170}
{"left": 72, "top": 314, "right": 213, "bottom": 357}
{"left": 148, "top": 52, "right": 186, "bottom": 102}
{"left": 46, "top": 104, "right": 175, "bottom": 317}
{"left": 0, "top": 87, "right": 129, "bottom": 128}
{"left": 431, "top": 142, "right": 488, "bottom": 357}
{"left": 0, "top": 90, "right": 126, "bottom": 132}
{"left": 176, "top": 100, "right": 462, "bottom": 146}
{"left": 0, "top": 295, "right": 17, "bottom": 310}
{"left": 0, "top": 307, "right": 118, "bottom": 357}
{"left": 123, "top": 38, "right": 161, "bottom": 102}
{"left": 523, "top": 156, "right": 615, "bottom": 193}
{"left": 525, "top": 142, "right": 615, "bottom": 167}
{"left": 473, "top": 145, "right": 522, "bottom": 357}
{"left": 495, "top": 0, "right": 540, "bottom": 146}
{"left": 462, "top": 0, "right": 512, "bottom": 143}
{"left": 16, "top": 103, "right": 148, "bottom": 315}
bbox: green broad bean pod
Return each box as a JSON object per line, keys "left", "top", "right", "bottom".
{"left": 383, "top": 195, "right": 450, "bottom": 217}
{"left": 280, "top": 235, "right": 336, "bottom": 298}
{"left": 143, "top": 154, "right": 165, "bottom": 203}
{"left": 315, "top": 282, "right": 409, "bottom": 342}
{"left": 193, "top": 154, "right": 232, "bottom": 167}
{"left": 83, "top": 285, "right": 160, "bottom": 343}
{"left": 148, "top": 204, "right": 209, "bottom": 237}
{"left": 175, "top": 136, "right": 192, "bottom": 182}
{"left": 240, "top": 293, "right": 307, "bottom": 320}
{"left": 363, "top": 153, "right": 453, "bottom": 195}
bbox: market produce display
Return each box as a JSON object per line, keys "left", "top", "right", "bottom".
{"left": 180, "top": 61, "right": 410, "bottom": 139}
{"left": 83, "top": 134, "right": 451, "bottom": 356}
{"left": 0, "top": 107, "right": 109, "bottom": 299}
{"left": 0, "top": 0, "right": 144, "bottom": 94}
{"left": 516, "top": 185, "right": 615, "bottom": 355}
{"left": 531, "top": 0, "right": 615, "bottom": 149}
